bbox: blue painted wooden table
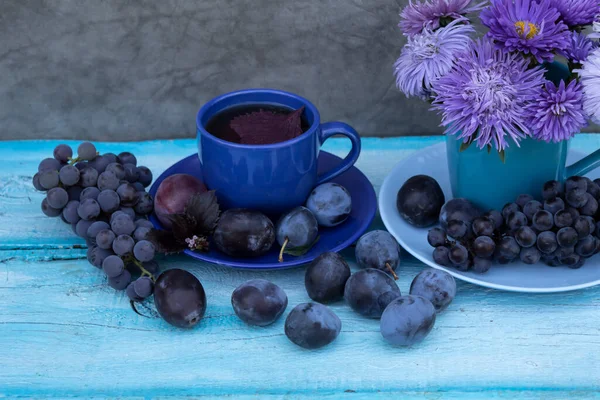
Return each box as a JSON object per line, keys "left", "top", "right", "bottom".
{"left": 1, "top": 137, "right": 600, "bottom": 399}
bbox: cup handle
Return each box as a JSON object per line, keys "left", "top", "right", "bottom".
{"left": 316, "top": 122, "right": 361, "bottom": 185}
{"left": 565, "top": 149, "right": 600, "bottom": 178}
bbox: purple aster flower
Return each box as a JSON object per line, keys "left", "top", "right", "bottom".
{"left": 399, "top": 0, "right": 486, "bottom": 36}
{"left": 394, "top": 20, "right": 474, "bottom": 99}
{"left": 480, "top": 0, "right": 571, "bottom": 63}
{"left": 432, "top": 38, "right": 546, "bottom": 151}
{"left": 577, "top": 48, "right": 600, "bottom": 124}
{"left": 548, "top": 0, "right": 600, "bottom": 27}
{"left": 528, "top": 80, "right": 587, "bottom": 143}
{"left": 562, "top": 31, "right": 597, "bottom": 64}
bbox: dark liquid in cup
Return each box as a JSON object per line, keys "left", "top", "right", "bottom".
{"left": 205, "top": 104, "right": 310, "bottom": 144}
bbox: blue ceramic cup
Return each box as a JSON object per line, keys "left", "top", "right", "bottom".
{"left": 196, "top": 89, "right": 361, "bottom": 214}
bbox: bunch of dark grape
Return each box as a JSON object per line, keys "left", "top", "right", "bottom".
{"left": 33, "top": 142, "right": 158, "bottom": 301}
{"left": 428, "top": 176, "right": 600, "bottom": 273}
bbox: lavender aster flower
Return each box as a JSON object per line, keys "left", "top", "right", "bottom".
{"left": 562, "top": 31, "right": 597, "bottom": 64}
{"left": 548, "top": 0, "right": 600, "bottom": 27}
{"left": 592, "top": 19, "right": 600, "bottom": 39}
{"left": 399, "top": 0, "right": 486, "bottom": 36}
{"left": 394, "top": 20, "right": 474, "bottom": 99}
{"left": 528, "top": 80, "right": 587, "bottom": 143}
{"left": 432, "top": 38, "right": 546, "bottom": 151}
{"left": 480, "top": 0, "right": 571, "bottom": 63}
{"left": 577, "top": 49, "right": 600, "bottom": 124}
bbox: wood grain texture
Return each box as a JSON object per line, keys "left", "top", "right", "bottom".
{"left": 1, "top": 137, "right": 599, "bottom": 398}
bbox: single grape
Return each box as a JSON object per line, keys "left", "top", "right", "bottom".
{"left": 585, "top": 216, "right": 596, "bottom": 235}
{"left": 484, "top": 209, "right": 503, "bottom": 230}
{"left": 472, "top": 217, "right": 495, "bottom": 237}
{"left": 134, "top": 192, "right": 153, "bottom": 215}
{"left": 543, "top": 197, "right": 565, "bottom": 214}
{"left": 557, "top": 227, "right": 578, "bottom": 248}
{"left": 53, "top": 144, "right": 73, "bottom": 163}
{"left": 97, "top": 171, "right": 120, "bottom": 191}
{"left": 110, "top": 210, "right": 125, "bottom": 223}
{"left": 565, "top": 176, "right": 587, "bottom": 192}
{"left": 380, "top": 295, "right": 436, "bottom": 346}
{"left": 137, "top": 166, "right": 153, "bottom": 187}
{"left": 118, "top": 152, "right": 137, "bottom": 166}
{"left": 117, "top": 183, "right": 139, "bottom": 206}
{"left": 580, "top": 193, "right": 598, "bottom": 216}
{"left": 575, "top": 235, "right": 597, "bottom": 257}
{"left": 502, "top": 202, "right": 520, "bottom": 219}
{"left": 62, "top": 200, "right": 81, "bottom": 224}
{"left": 135, "top": 219, "right": 154, "bottom": 229}
{"left": 305, "top": 252, "right": 351, "bottom": 303}
{"left": 80, "top": 187, "right": 100, "bottom": 202}
{"left": 134, "top": 240, "right": 155, "bottom": 262}
{"left": 133, "top": 226, "right": 151, "bottom": 241}
{"left": 108, "top": 269, "right": 132, "bottom": 291}
{"left": 75, "top": 219, "right": 95, "bottom": 238}
{"left": 112, "top": 234, "right": 135, "bottom": 256}
{"left": 471, "top": 257, "right": 492, "bottom": 273}
{"left": 120, "top": 207, "right": 136, "bottom": 220}
{"left": 58, "top": 165, "right": 79, "bottom": 186}
{"left": 275, "top": 207, "right": 318, "bottom": 259}
{"left": 306, "top": 182, "right": 353, "bottom": 227}
{"left": 41, "top": 198, "right": 62, "bottom": 217}
{"left": 77, "top": 198, "right": 100, "bottom": 220}
{"left": 232, "top": 279, "right": 288, "bottom": 326}
{"left": 453, "top": 259, "right": 472, "bottom": 271}
{"left": 514, "top": 226, "right": 536, "bottom": 248}
{"left": 588, "top": 180, "right": 600, "bottom": 199}
{"left": 449, "top": 243, "right": 469, "bottom": 266}
{"left": 446, "top": 219, "right": 469, "bottom": 240}
{"left": 38, "top": 157, "right": 61, "bottom": 172}
{"left": 432, "top": 246, "right": 451, "bottom": 266}
{"left": 344, "top": 268, "right": 401, "bottom": 318}
{"left": 87, "top": 221, "right": 109, "bottom": 239}
{"left": 126, "top": 283, "right": 142, "bottom": 302}
{"left": 111, "top": 213, "right": 135, "bottom": 236}
{"left": 89, "top": 247, "right": 114, "bottom": 268}
{"left": 106, "top": 163, "right": 126, "bottom": 180}
{"left": 96, "top": 229, "right": 116, "bottom": 249}
{"left": 154, "top": 269, "right": 207, "bottom": 328}
{"left": 554, "top": 209, "right": 573, "bottom": 229}
{"left": 569, "top": 257, "right": 586, "bottom": 269}
{"left": 77, "top": 142, "right": 97, "bottom": 160}
{"left": 542, "top": 180, "right": 562, "bottom": 200}
{"left": 515, "top": 194, "right": 534, "bottom": 208}
{"left": 494, "top": 236, "right": 521, "bottom": 263}
{"left": 537, "top": 231, "right": 558, "bottom": 254}
{"left": 473, "top": 236, "right": 495, "bottom": 258}
{"left": 523, "top": 200, "right": 543, "bottom": 221}
{"left": 123, "top": 163, "right": 139, "bottom": 183}
{"left": 142, "top": 260, "right": 160, "bottom": 274}
{"left": 39, "top": 170, "right": 59, "bottom": 189}
{"left": 520, "top": 246, "right": 541, "bottom": 264}
{"left": 132, "top": 276, "right": 154, "bottom": 299}
{"left": 566, "top": 189, "right": 588, "bottom": 208}
{"left": 103, "top": 153, "right": 117, "bottom": 164}
{"left": 553, "top": 245, "right": 574, "bottom": 259}
{"left": 285, "top": 303, "right": 341, "bottom": 349}
{"left": 506, "top": 211, "right": 527, "bottom": 231}
{"left": 79, "top": 167, "right": 98, "bottom": 188}
{"left": 133, "top": 182, "right": 145, "bottom": 191}
{"left": 573, "top": 216, "right": 592, "bottom": 239}
{"left": 32, "top": 173, "right": 45, "bottom": 191}
{"left": 102, "top": 255, "right": 124, "bottom": 278}
{"left": 560, "top": 253, "right": 581, "bottom": 267}
{"left": 541, "top": 254, "right": 562, "bottom": 267}
{"left": 355, "top": 230, "right": 401, "bottom": 278}
{"left": 566, "top": 207, "right": 580, "bottom": 221}
{"left": 439, "top": 198, "right": 482, "bottom": 230}
{"left": 409, "top": 268, "right": 456, "bottom": 312}
{"left": 532, "top": 210, "right": 554, "bottom": 231}
{"left": 427, "top": 227, "right": 447, "bottom": 247}
{"left": 46, "top": 187, "right": 69, "bottom": 209}
{"left": 97, "top": 190, "right": 120, "bottom": 213}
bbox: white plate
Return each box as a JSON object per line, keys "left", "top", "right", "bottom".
{"left": 379, "top": 142, "right": 600, "bottom": 293}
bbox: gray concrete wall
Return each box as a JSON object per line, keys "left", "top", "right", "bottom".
{"left": 0, "top": 0, "right": 597, "bottom": 141}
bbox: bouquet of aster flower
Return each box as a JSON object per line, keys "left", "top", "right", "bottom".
{"left": 394, "top": 0, "right": 600, "bottom": 157}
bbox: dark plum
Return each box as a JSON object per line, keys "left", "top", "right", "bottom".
{"left": 154, "top": 269, "right": 207, "bottom": 329}
{"left": 231, "top": 279, "right": 288, "bottom": 326}
{"left": 214, "top": 209, "right": 275, "bottom": 257}
{"left": 380, "top": 295, "right": 436, "bottom": 346}
{"left": 396, "top": 175, "right": 445, "bottom": 228}
{"left": 305, "top": 182, "right": 352, "bottom": 227}
{"left": 305, "top": 252, "right": 351, "bottom": 303}
{"left": 276, "top": 206, "right": 318, "bottom": 261}
{"left": 344, "top": 268, "right": 401, "bottom": 318}
{"left": 409, "top": 268, "right": 456, "bottom": 312}
{"left": 355, "top": 230, "right": 401, "bottom": 279}
{"left": 284, "top": 303, "right": 341, "bottom": 349}
{"left": 154, "top": 174, "right": 207, "bottom": 229}
{"left": 439, "top": 198, "right": 481, "bottom": 230}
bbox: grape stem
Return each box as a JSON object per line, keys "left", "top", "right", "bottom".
{"left": 278, "top": 237, "right": 289, "bottom": 263}
{"left": 385, "top": 262, "right": 398, "bottom": 280}
{"left": 129, "top": 258, "right": 155, "bottom": 281}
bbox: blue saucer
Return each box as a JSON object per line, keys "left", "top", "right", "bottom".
{"left": 148, "top": 151, "right": 376, "bottom": 269}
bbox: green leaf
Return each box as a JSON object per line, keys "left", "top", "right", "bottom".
{"left": 283, "top": 236, "right": 320, "bottom": 257}
{"left": 459, "top": 141, "right": 472, "bottom": 152}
